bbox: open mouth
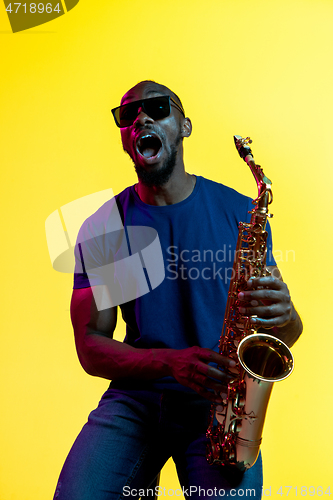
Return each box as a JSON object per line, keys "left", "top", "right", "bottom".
{"left": 136, "top": 134, "right": 163, "bottom": 159}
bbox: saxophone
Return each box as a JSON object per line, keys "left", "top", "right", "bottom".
{"left": 206, "top": 136, "right": 294, "bottom": 471}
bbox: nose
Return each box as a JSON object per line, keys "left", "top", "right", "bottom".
{"left": 133, "top": 106, "right": 154, "bottom": 127}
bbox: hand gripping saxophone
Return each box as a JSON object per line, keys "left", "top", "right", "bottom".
{"left": 206, "top": 136, "right": 294, "bottom": 471}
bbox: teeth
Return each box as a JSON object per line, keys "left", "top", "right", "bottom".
{"left": 137, "top": 134, "right": 162, "bottom": 158}
{"left": 138, "top": 134, "right": 154, "bottom": 146}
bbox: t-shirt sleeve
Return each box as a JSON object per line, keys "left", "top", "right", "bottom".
{"left": 73, "top": 218, "right": 107, "bottom": 289}
{"left": 72, "top": 196, "right": 126, "bottom": 290}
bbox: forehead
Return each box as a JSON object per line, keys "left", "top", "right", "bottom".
{"left": 121, "top": 83, "right": 170, "bottom": 105}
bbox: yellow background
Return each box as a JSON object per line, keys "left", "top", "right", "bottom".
{"left": 1, "top": 0, "right": 332, "bottom": 498}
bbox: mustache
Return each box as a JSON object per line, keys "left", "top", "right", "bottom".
{"left": 134, "top": 124, "right": 166, "bottom": 142}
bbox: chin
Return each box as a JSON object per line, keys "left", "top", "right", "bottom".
{"left": 134, "top": 148, "right": 178, "bottom": 187}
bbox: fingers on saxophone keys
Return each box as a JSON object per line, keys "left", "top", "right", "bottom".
{"left": 206, "top": 367, "right": 236, "bottom": 394}
{"left": 208, "top": 351, "right": 236, "bottom": 369}
{"left": 238, "top": 301, "right": 259, "bottom": 314}
{"left": 243, "top": 303, "right": 281, "bottom": 319}
{"left": 250, "top": 317, "right": 273, "bottom": 328}
{"left": 239, "top": 305, "right": 270, "bottom": 316}
{"left": 245, "top": 276, "right": 281, "bottom": 289}
{"left": 199, "top": 388, "right": 226, "bottom": 404}
{"left": 191, "top": 373, "right": 228, "bottom": 403}
{"left": 202, "top": 380, "right": 228, "bottom": 403}
{"left": 250, "top": 314, "right": 288, "bottom": 328}
{"left": 239, "top": 289, "right": 277, "bottom": 302}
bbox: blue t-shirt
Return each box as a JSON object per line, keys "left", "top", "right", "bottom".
{"left": 74, "top": 176, "right": 276, "bottom": 389}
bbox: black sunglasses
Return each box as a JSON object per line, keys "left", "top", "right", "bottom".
{"left": 111, "top": 95, "right": 185, "bottom": 128}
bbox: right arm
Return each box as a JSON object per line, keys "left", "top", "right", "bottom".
{"left": 71, "top": 286, "right": 236, "bottom": 403}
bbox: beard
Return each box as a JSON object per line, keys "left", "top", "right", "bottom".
{"left": 129, "top": 132, "right": 182, "bottom": 188}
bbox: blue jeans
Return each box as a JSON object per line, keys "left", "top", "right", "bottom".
{"left": 53, "top": 385, "right": 263, "bottom": 500}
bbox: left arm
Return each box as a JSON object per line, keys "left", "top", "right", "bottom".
{"left": 238, "top": 265, "right": 303, "bottom": 348}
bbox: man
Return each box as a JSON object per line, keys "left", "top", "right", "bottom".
{"left": 54, "top": 80, "right": 302, "bottom": 500}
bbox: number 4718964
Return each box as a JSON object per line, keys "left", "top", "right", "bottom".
{"left": 6, "top": 3, "right": 61, "bottom": 13}
{"left": 276, "top": 486, "right": 331, "bottom": 496}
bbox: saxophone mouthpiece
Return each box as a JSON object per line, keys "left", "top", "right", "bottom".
{"left": 234, "top": 135, "right": 253, "bottom": 161}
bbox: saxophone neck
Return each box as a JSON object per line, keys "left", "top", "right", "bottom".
{"left": 233, "top": 135, "right": 273, "bottom": 215}
{"left": 245, "top": 157, "right": 273, "bottom": 231}
{"left": 246, "top": 157, "right": 273, "bottom": 211}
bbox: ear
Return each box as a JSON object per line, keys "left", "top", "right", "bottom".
{"left": 181, "top": 117, "right": 192, "bottom": 138}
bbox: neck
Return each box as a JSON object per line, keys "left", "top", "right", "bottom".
{"left": 135, "top": 169, "right": 196, "bottom": 206}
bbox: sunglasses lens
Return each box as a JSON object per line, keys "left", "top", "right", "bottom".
{"left": 117, "top": 102, "right": 139, "bottom": 128}
{"left": 113, "top": 96, "right": 171, "bottom": 128}
{"left": 144, "top": 96, "right": 170, "bottom": 120}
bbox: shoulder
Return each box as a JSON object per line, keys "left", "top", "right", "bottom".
{"left": 77, "top": 186, "right": 133, "bottom": 243}
{"left": 198, "top": 176, "right": 251, "bottom": 210}
{"left": 115, "top": 185, "right": 133, "bottom": 206}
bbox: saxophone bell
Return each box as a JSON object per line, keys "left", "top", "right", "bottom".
{"left": 237, "top": 333, "right": 294, "bottom": 383}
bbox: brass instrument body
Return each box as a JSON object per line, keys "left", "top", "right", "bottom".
{"left": 206, "top": 136, "right": 294, "bottom": 471}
